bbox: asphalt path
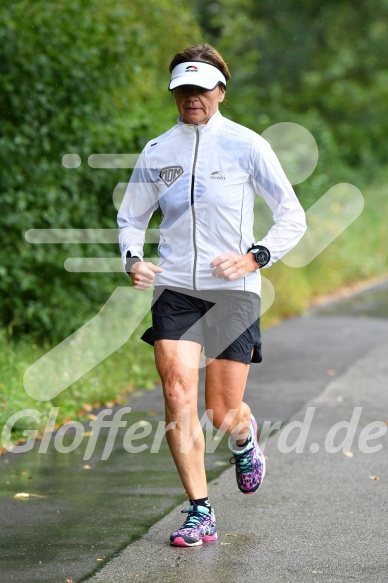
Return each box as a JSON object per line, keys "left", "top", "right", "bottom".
{"left": 85, "top": 279, "right": 388, "bottom": 583}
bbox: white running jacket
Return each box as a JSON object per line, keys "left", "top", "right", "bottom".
{"left": 118, "top": 111, "right": 306, "bottom": 295}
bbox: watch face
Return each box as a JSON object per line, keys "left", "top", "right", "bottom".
{"left": 256, "top": 251, "right": 267, "bottom": 265}
{"left": 250, "top": 245, "right": 270, "bottom": 266}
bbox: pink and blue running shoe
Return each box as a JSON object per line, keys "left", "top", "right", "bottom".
{"left": 170, "top": 504, "right": 217, "bottom": 547}
{"left": 230, "top": 414, "right": 266, "bottom": 494}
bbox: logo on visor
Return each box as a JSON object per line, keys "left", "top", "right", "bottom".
{"left": 185, "top": 65, "right": 198, "bottom": 72}
{"left": 160, "top": 166, "right": 184, "bottom": 187}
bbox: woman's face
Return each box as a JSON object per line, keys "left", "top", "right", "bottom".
{"left": 173, "top": 84, "right": 225, "bottom": 125}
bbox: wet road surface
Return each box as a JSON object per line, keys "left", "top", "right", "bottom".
{"left": 0, "top": 410, "right": 231, "bottom": 583}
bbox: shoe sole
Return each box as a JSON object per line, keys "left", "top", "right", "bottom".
{"left": 170, "top": 533, "right": 218, "bottom": 547}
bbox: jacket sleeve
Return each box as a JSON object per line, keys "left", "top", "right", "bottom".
{"left": 117, "top": 148, "right": 159, "bottom": 269}
{"left": 251, "top": 137, "right": 307, "bottom": 267}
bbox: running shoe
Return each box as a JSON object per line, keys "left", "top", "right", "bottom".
{"left": 230, "top": 414, "right": 266, "bottom": 494}
{"left": 170, "top": 504, "right": 217, "bottom": 547}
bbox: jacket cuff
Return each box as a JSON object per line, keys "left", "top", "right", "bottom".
{"left": 125, "top": 251, "right": 141, "bottom": 276}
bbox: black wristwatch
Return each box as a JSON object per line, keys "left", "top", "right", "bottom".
{"left": 248, "top": 245, "right": 271, "bottom": 268}
{"left": 125, "top": 251, "right": 141, "bottom": 275}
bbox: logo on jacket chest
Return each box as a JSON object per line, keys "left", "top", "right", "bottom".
{"left": 210, "top": 170, "right": 226, "bottom": 180}
{"left": 159, "top": 166, "right": 184, "bottom": 187}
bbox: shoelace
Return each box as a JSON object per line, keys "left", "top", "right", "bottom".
{"left": 230, "top": 446, "right": 254, "bottom": 473}
{"left": 180, "top": 508, "right": 208, "bottom": 529}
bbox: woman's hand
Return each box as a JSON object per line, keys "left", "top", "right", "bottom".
{"left": 130, "top": 262, "right": 164, "bottom": 290}
{"left": 210, "top": 253, "right": 258, "bottom": 281}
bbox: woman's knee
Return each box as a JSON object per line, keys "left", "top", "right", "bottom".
{"left": 162, "top": 367, "right": 198, "bottom": 415}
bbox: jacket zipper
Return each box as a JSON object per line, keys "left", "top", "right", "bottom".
{"left": 191, "top": 126, "right": 200, "bottom": 290}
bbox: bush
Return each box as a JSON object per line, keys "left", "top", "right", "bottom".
{"left": 0, "top": 0, "right": 200, "bottom": 342}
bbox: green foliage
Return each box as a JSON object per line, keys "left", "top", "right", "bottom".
{"left": 191, "top": 0, "right": 388, "bottom": 175}
{"left": 263, "top": 170, "right": 388, "bottom": 325}
{"left": 2, "top": 0, "right": 387, "bottom": 344}
{"left": 0, "top": 0, "right": 200, "bottom": 342}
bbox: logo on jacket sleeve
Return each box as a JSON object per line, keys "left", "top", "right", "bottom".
{"left": 160, "top": 166, "right": 184, "bottom": 187}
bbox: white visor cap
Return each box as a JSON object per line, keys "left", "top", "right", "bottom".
{"left": 169, "top": 61, "right": 226, "bottom": 91}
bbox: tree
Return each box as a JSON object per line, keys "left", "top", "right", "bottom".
{"left": 190, "top": 0, "right": 388, "bottom": 170}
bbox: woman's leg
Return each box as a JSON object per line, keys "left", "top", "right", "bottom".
{"left": 154, "top": 338, "right": 208, "bottom": 499}
{"left": 205, "top": 357, "right": 265, "bottom": 495}
{"left": 205, "top": 358, "right": 251, "bottom": 444}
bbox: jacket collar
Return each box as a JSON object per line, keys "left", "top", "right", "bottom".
{"left": 177, "top": 110, "right": 224, "bottom": 134}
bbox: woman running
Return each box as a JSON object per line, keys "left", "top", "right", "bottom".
{"left": 118, "top": 43, "right": 306, "bottom": 547}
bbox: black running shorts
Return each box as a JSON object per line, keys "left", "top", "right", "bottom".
{"left": 141, "top": 286, "right": 262, "bottom": 364}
